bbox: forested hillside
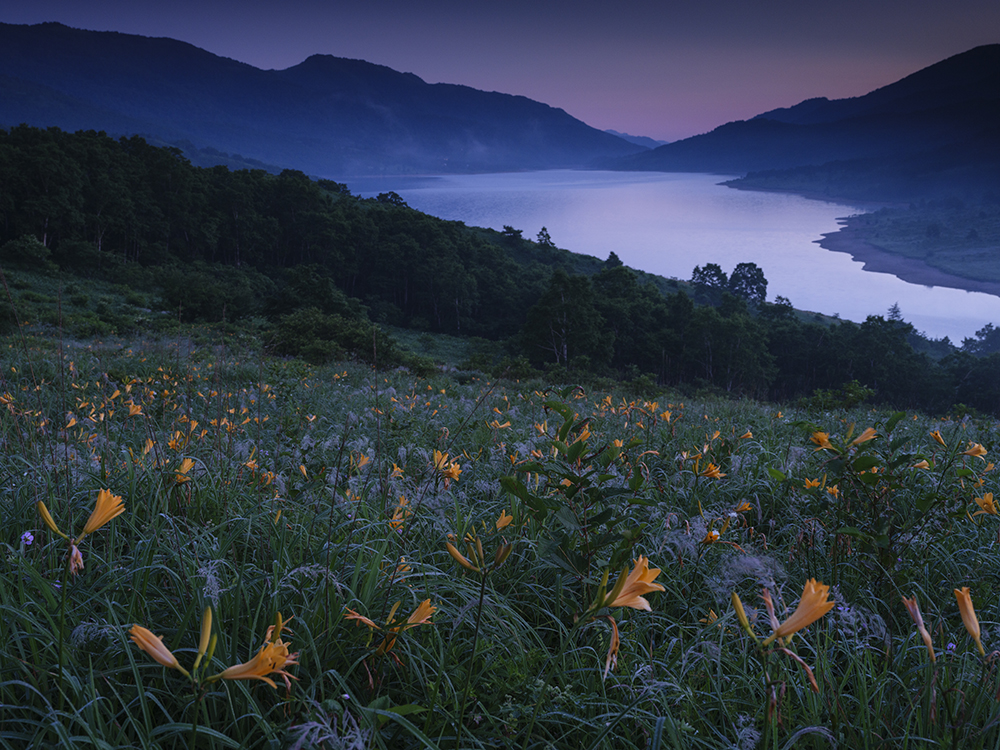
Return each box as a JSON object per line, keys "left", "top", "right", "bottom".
{"left": 4, "top": 125, "right": 1000, "bottom": 416}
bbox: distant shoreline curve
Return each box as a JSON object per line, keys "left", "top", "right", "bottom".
{"left": 722, "top": 179, "right": 1000, "bottom": 300}
{"left": 816, "top": 225, "right": 1000, "bottom": 299}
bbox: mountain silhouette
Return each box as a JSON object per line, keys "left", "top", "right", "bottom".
{"left": 614, "top": 45, "right": 1000, "bottom": 200}
{"left": 0, "top": 22, "right": 644, "bottom": 176}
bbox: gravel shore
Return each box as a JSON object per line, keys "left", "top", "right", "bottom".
{"left": 817, "top": 225, "right": 1000, "bottom": 298}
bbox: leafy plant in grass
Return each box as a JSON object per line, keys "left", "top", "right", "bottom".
{"left": 500, "top": 387, "right": 650, "bottom": 609}
{"left": 781, "top": 414, "right": 993, "bottom": 600}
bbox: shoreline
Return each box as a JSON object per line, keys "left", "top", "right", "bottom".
{"left": 817, "top": 225, "right": 1000, "bottom": 299}
{"left": 721, "top": 179, "right": 901, "bottom": 212}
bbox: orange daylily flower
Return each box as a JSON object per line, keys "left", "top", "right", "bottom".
{"left": 130, "top": 625, "right": 189, "bottom": 676}
{"left": 901, "top": 595, "right": 935, "bottom": 662}
{"left": 699, "top": 463, "right": 725, "bottom": 479}
{"left": 811, "top": 432, "right": 834, "bottom": 451}
{"left": 496, "top": 510, "right": 514, "bottom": 530}
{"left": 849, "top": 427, "right": 877, "bottom": 447}
{"left": 603, "top": 556, "right": 665, "bottom": 611}
{"left": 955, "top": 587, "right": 985, "bottom": 656}
{"left": 344, "top": 600, "right": 436, "bottom": 655}
{"left": 433, "top": 450, "right": 462, "bottom": 483}
{"left": 973, "top": 492, "right": 998, "bottom": 516}
{"left": 218, "top": 638, "right": 299, "bottom": 689}
{"left": 68, "top": 545, "right": 85, "bottom": 576}
{"left": 174, "top": 458, "right": 195, "bottom": 485}
{"left": 763, "top": 579, "right": 835, "bottom": 646}
{"left": 963, "top": 443, "right": 988, "bottom": 459}
{"left": 78, "top": 489, "right": 125, "bottom": 542}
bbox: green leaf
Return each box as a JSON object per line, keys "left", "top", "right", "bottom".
{"left": 852, "top": 456, "right": 880, "bottom": 472}
{"left": 557, "top": 419, "right": 575, "bottom": 443}
{"left": 628, "top": 471, "right": 644, "bottom": 492}
{"left": 500, "top": 476, "right": 551, "bottom": 518}
{"left": 766, "top": 467, "right": 786, "bottom": 482}
{"left": 499, "top": 475, "right": 529, "bottom": 501}
{"left": 544, "top": 547, "right": 587, "bottom": 577}
{"left": 544, "top": 400, "right": 574, "bottom": 421}
{"left": 590, "top": 508, "right": 614, "bottom": 526}
{"left": 150, "top": 725, "right": 240, "bottom": 748}
{"left": 601, "top": 488, "right": 634, "bottom": 499}
{"left": 364, "top": 708, "right": 439, "bottom": 749}
{"left": 566, "top": 440, "right": 586, "bottom": 463}
{"left": 836, "top": 526, "right": 867, "bottom": 539}
{"left": 555, "top": 506, "right": 581, "bottom": 531}
{"left": 916, "top": 493, "right": 937, "bottom": 513}
{"left": 885, "top": 411, "right": 905, "bottom": 434}
{"left": 627, "top": 496, "right": 658, "bottom": 506}
{"left": 376, "top": 704, "right": 426, "bottom": 727}
{"left": 889, "top": 437, "right": 910, "bottom": 453}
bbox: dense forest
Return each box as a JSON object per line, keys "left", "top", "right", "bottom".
{"left": 4, "top": 125, "right": 1000, "bottom": 415}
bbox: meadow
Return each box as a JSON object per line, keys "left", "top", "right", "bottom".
{"left": 2, "top": 328, "right": 1000, "bottom": 750}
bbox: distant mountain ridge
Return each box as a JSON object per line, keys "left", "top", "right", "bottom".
{"left": 614, "top": 45, "right": 1000, "bottom": 201}
{"left": 603, "top": 130, "right": 666, "bottom": 149}
{"left": 0, "top": 22, "right": 643, "bottom": 176}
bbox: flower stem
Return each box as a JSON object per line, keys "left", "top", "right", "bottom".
{"left": 56, "top": 545, "right": 71, "bottom": 713}
{"left": 455, "top": 569, "right": 489, "bottom": 749}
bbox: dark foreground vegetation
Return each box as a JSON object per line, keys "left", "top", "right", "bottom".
{"left": 3, "top": 124, "right": 1000, "bottom": 420}
{"left": 3, "top": 330, "right": 1000, "bottom": 748}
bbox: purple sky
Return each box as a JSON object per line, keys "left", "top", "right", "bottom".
{"left": 2, "top": 1, "right": 998, "bottom": 141}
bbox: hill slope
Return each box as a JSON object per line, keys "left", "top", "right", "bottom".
{"left": 615, "top": 45, "right": 1000, "bottom": 201}
{"left": 0, "top": 22, "right": 643, "bottom": 176}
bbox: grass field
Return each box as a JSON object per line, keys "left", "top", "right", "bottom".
{"left": 3, "top": 327, "right": 1000, "bottom": 749}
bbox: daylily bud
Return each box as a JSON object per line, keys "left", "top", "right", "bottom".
{"left": 601, "top": 567, "right": 630, "bottom": 609}
{"left": 193, "top": 606, "right": 212, "bottom": 671}
{"left": 493, "top": 541, "right": 513, "bottom": 569}
{"left": 475, "top": 537, "right": 485, "bottom": 569}
{"left": 731, "top": 592, "right": 757, "bottom": 641}
{"left": 38, "top": 501, "right": 69, "bottom": 541}
{"left": 446, "top": 541, "right": 481, "bottom": 573}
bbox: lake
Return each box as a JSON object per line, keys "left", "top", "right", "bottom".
{"left": 349, "top": 170, "right": 1000, "bottom": 342}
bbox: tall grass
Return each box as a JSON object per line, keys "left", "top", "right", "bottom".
{"left": 2, "top": 327, "right": 1000, "bottom": 749}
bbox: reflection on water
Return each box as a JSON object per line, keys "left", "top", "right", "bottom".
{"left": 348, "top": 171, "right": 1000, "bottom": 341}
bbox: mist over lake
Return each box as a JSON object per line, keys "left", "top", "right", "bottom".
{"left": 350, "top": 171, "right": 1000, "bottom": 342}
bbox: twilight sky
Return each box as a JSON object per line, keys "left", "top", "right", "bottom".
{"left": 2, "top": 0, "right": 997, "bottom": 142}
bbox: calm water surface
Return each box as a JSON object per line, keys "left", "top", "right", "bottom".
{"left": 350, "top": 171, "right": 1000, "bottom": 341}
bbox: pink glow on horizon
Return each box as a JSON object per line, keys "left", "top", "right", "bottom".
{"left": 1, "top": 1, "right": 997, "bottom": 142}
